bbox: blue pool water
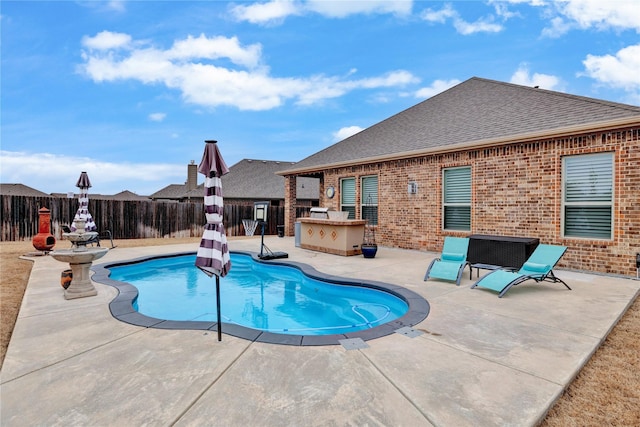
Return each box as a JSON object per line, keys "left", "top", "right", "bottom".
{"left": 108, "top": 253, "right": 409, "bottom": 335}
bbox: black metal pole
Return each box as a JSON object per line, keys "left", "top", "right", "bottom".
{"left": 216, "top": 275, "right": 222, "bottom": 341}
{"left": 260, "top": 221, "right": 265, "bottom": 257}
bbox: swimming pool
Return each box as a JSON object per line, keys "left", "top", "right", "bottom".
{"left": 93, "top": 251, "right": 430, "bottom": 346}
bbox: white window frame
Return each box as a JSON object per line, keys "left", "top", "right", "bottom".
{"left": 562, "top": 152, "right": 614, "bottom": 239}
{"left": 442, "top": 166, "right": 471, "bottom": 231}
{"left": 360, "top": 175, "right": 378, "bottom": 225}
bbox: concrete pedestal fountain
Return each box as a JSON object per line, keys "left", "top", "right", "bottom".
{"left": 51, "top": 219, "right": 108, "bottom": 300}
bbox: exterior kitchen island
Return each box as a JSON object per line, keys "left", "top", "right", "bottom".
{"left": 297, "top": 217, "right": 367, "bottom": 256}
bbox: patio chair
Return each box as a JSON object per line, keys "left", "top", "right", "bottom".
{"left": 424, "top": 237, "right": 470, "bottom": 286}
{"left": 61, "top": 225, "right": 115, "bottom": 249}
{"left": 471, "top": 244, "right": 571, "bottom": 297}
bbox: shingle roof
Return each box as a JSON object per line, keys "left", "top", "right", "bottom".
{"left": 50, "top": 190, "right": 150, "bottom": 200}
{"left": 282, "top": 77, "right": 640, "bottom": 174}
{"left": 150, "top": 184, "right": 191, "bottom": 200}
{"left": 151, "top": 159, "right": 320, "bottom": 201}
{"left": 0, "top": 183, "right": 51, "bottom": 197}
{"left": 105, "top": 190, "right": 150, "bottom": 200}
{"left": 221, "top": 159, "right": 319, "bottom": 200}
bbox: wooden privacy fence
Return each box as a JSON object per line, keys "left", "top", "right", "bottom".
{"left": 1, "top": 195, "right": 312, "bottom": 242}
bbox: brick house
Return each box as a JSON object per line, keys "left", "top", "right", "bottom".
{"left": 279, "top": 77, "right": 640, "bottom": 277}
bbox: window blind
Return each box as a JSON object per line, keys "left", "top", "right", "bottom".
{"left": 443, "top": 167, "right": 471, "bottom": 230}
{"left": 361, "top": 176, "right": 378, "bottom": 225}
{"left": 341, "top": 178, "right": 356, "bottom": 219}
{"left": 564, "top": 153, "right": 613, "bottom": 239}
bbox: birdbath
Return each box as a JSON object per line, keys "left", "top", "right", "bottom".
{"left": 51, "top": 219, "right": 108, "bottom": 300}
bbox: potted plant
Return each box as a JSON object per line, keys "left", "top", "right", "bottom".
{"left": 361, "top": 194, "right": 377, "bottom": 258}
{"left": 361, "top": 223, "right": 378, "bottom": 258}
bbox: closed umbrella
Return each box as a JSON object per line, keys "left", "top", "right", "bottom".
{"left": 71, "top": 171, "right": 97, "bottom": 232}
{"left": 195, "top": 140, "right": 231, "bottom": 341}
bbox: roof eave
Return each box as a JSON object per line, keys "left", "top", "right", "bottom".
{"left": 278, "top": 116, "right": 640, "bottom": 176}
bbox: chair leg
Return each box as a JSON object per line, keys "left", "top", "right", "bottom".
{"left": 455, "top": 263, "right": 467, "bottom": 286}
{"left": 424, "top": 258, "right": 438, "bottom": 281}
{"left": 546, "top": 271, "right": 572, "bottom": 290}
{"left": 103, "top": 230, "right": 115, "bottom": 249}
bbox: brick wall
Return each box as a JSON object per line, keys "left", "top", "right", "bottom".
{"left": 309, "top": 127, "right": 640, "bottom": 277}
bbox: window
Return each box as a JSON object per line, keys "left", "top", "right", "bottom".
{"left": 361, "top": 175, "right": 378, "bottom": 225}
{"left": 443, "top": 167, "right": 471, "bottom": 230}
{"left": 563, "top": 152, "right": 613, "bottom": 239}
{"left": 340, "top": 178, "right": 356, "bottom": 219}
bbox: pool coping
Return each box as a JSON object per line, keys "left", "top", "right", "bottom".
{"left": 91, "top": 250, "right": 430, "bottom": 346}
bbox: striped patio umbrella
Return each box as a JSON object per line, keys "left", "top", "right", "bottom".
{"left": 71, "top": 171, "right": 97, "bottom": 232}
{"left": 195, "top": 140, "right": 231, "bottom": 341}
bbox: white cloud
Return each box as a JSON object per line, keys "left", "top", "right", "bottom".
{"left": 230, "top": 0, "right": 412, "bottom": 25}
{"left": 415, "top": 79, "right": 461, "bottom": 99}
{"left": 148, "top": 113, "right": 166, "bottom": 122}
{"left": 420, "top": 4, "right": 503, "bottom": 35}
{"left": 510, "top": 64, "right": 562, "bottom": 90}
{"left": 78, "top": 0, "right": 127, "bottom": 14}
{"left": 581, "top": 43, "right": 640, "bottom": 91}
{"left": 167, "top": 34, "right": 262, "bottom": 69}
{"left": 295, "top": 71, "right": 419, "bottom": 105}
{"left": 454, "top": 18, "right": 502, "bottom": 35}
{"left": 79, "top": 32, "right": 418, "bottom": 111}
{"left": 421, "top": 3, "right": 456, "bottom": 23}
{"left": 557, "top": 0, "right": 640, "bottom": 31}
{"left": 491, "top": 2, "right": 520, "bottom": 20}
{"left": 106, "top": 1, "right": 126, "bottom": 13}
{"left": 541, "top": 16, "right": 573, "bottom": 38}
{"left": 81, "top": 30, "right": 132, "bottom": 50}
{"left": 306, "top": 0, "right": 412, "bottom": 18}
{"left": 229, "top": 0, "right": 301, "bottom": 25}
{"left": 0, "top": 150, "right": 184, "bottom": 195}
{"left": 528, "top": 0, "right": 640, "bottom": 37}
{"left": 333, "top": 126, "right": 364, "bottom": 141}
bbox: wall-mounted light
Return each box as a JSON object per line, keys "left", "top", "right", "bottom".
{"left": 408, "top": 181, "right": 418, "bottom": 194}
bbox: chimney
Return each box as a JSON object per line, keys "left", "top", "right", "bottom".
{"left": 187, "top": 160, "right": 197, "bottom": 191}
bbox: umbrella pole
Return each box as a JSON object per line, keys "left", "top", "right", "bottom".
{"left": 216, "top": 275, "right": 222, "bottom": 342}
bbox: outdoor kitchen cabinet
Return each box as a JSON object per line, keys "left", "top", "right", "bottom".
{"left": 297, "top": 217, "right": 367, "bottom": 256}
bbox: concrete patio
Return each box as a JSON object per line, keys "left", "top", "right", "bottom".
{"left": 2, "top": 236, "right": 638, "bottom": 426}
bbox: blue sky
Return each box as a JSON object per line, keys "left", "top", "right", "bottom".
{"left": 2, "top": 0, "right": 639, "bottom": 196}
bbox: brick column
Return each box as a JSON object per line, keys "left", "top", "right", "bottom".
{"left": 318, "top": 176, "right": 324, "bottom": 207}
{"left": 284, "top": 175, "right": 297, "bottom": 236}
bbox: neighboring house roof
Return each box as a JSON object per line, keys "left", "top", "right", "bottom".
{"left": 222, "top": 159, "right": 319, "bottom": 200}
{"left": 0, "top": 183, "right": 51, "bottom": 197}
{"left": 281, "top": 77, "right": 640, "bottom": 174}
{"left": 103, "top": 190, "right": 150, "bottom": 201}
{"left": 49, "top": 191, "right": 149, "bottom": 200}
{"left": 150, "top": 184, "right": 192, "bottom": 200}
{"left": 151, "top": 159, "right": 320, "bottom": 201}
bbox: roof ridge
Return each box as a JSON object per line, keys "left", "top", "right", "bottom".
{"left": 472, "top": 76, "right": 640, "bottom": 111}
{"left": 242, "top": 158, "right": 297, "bottom": 163}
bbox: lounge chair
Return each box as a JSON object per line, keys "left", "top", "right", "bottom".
{"left": 471, "top": 244, "right": 571, "bottom": 297}
{"left": 424, "top": 237, "right": 470, "bottom": 285}
{"left": 61, "top": 225, "right": 115, "bottom": 248}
